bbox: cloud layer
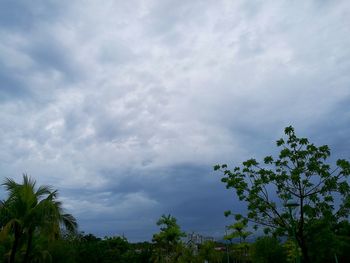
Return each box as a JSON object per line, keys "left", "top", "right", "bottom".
{"left": 1, "top": 0, "right": 350, "bottom": 241}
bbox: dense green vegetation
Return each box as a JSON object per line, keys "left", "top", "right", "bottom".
{"left": 1, "top": 126, "right": 350, "bottom": 262}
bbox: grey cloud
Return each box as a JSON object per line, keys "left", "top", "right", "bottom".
{"left": 0, "top": 63, "right": 30, "bottom": 101}
{"left": 60, "top": 164, "right": 235, "bottom": 241}
{"left": 1, "top": 0, "right": 350, "bottom": 242}
{"left": 143, "top": 0, "right": 210, "bottom": 46}
{"left": 98, "top": 41, "right": 137, "bottom": 65}
{"left": 306, "top": 96, "right": 350, "bottom": 158}
{"left": 23, "top": 37, "right": 81, "bottom": 83}
{"left": 0, "top": 0, "right": 64, "bottom": 31}
{"left": 0, "top": 0, "right": 83, "bottom": 104}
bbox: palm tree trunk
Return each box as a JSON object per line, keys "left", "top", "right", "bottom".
{"left": 23, "top": 228, "right": 34, "bottom": 263}
{"left": 9, "top": 226, "right": 20, "bottom": 263}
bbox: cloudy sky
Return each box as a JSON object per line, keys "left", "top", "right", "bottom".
{"left": 0, "top": 0, "right": 349, "bottom": 241}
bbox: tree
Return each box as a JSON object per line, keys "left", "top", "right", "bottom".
{"left": 251, "top": 236, "right": 286, "bottom": 263}
{"left": 214, "top": 126, "right": 350, "bottom": 263}
{"left": 197, "top": 240, "right": 223, "bottom": 263}
{"left": 332, "top": 220, "right": 350, "bottom": 262}
{"left": 0, "top": 174, "right": 77, "bottom": 263}
{"left": 152, "top": 214, "right": 186, "bottom": 262}
{"left": 224, "top": 218, "right": 252, "bottom": 262}
{"left": 225, "top": 218, "right": 251, "bottom": 244}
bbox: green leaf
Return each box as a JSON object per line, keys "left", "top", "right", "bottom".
{"left": 276, "top": 138, "right": 285, "bottom": 146}
{"left": 284, "top": 126, "right": 294, "bottom": 135}
{"left": 224, "top": 210, "right": 231, "bottom": 217}
{"left": 264, "top": 156, "right": 274, "bottom": 164}
{"left": 234, "top": 214, "right": 243, "bottom": 221}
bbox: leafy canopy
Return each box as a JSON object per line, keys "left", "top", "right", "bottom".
{"left": 224, "top": 217, "right": 251, "bottom": 243}
{"left": 152, "top": 214, "right": 186, "bottom": 247}
{"left": 0, "top": 174, "right": 77, "bottom": 263}
{"left": 215, "top": 126, "right": 350, "bottom": 262}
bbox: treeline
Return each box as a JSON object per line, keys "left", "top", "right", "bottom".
{"left": 1, "top": 216, "right": 350, "bottom": 263}
{"left": 1, "top": 176, "right": 349, "bottom": 262}
{"left": 1, "top": 126, "right": 350, "bottom": 262}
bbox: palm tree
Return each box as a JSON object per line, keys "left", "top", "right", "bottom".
{"left": 0, "top": 174, "right": 77, "bottom": 263}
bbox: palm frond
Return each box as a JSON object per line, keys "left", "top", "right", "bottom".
{"left": 61, "top": 213, "right": 78, "bottom": 233}
{"left": 2, "top": 177, "right": 19, "bottom": 193}
{"left": 0, "top": 218, "right": 21, "bottom": 241}
{"left": 36, "top": 185, "right": 53, "bottom": 198}
{"left": 22, "top": 174, "right": 36, "bottom": 189}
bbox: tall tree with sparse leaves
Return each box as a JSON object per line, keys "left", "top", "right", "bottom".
{"left": 152, "top": 214, "right": 186, "bottom": 262}
{"left": 214, "top": 126, "right": 350, "bottom": 263}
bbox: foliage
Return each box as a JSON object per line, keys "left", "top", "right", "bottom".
{"left": 215, "top": 126, "right": 350, "bottom": 263}
{"left": 251, "top": 236, "right": 286, "bottom": 263}
{"left": 129, "top": 241, "right": 154, "bottom": 263}
{"left": 48, "top": 232, "right": 154, "bottom": 263}
{"left": 196, "top": 240, "right": 223, "bottom": 263}
{"left": 152, "top": 214, "right": 186, "bottom": 262}
{"left": 333, "top": 220, "right": 350, "bottom": 263}
{"left": 225, "top": 217, "right": 252, "bottom": 243}
{"left": 0, "top": 174, "right": 77, "bottom": 263}
{"left": 304, "top": 219, "right": 350, "bottom": 263}
{"left": 99, "top": 236, "right": 132, "bottom": 263}
{"left": 47, "top": 237, "right": 76, "bottom": 263}
{"left": 224, "top": 218, "right": 252, "bottom": 262}
{"left": 283, "top": 239, "right": 301, "bottom": 263}
{"left": 175, "top": 244, "right": 199, "bottom": 263}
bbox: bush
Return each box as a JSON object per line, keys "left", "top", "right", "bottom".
{"left": 251, "top": 236, "right": 286, "bottom": 263}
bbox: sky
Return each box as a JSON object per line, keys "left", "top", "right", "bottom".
{"left": 0, "top": 0, "right": 350, "bottom": 242}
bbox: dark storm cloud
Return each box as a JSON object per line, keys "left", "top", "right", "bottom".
{"left": 306, "top": 96, "right": 350, "bottom": 159}
{"left": 60, "top": 164, "right": 236, "bottom": 240}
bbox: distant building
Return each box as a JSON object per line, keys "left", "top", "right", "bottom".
{"left": 186, "top": 232, "right": 215, "bottom": 246}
